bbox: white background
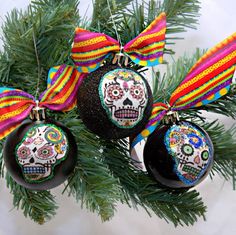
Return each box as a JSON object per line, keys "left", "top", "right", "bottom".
{"left": 0, "top": 0, "right": 236, "bottom": 235}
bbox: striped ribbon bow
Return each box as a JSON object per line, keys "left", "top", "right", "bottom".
{"left": 0, "top": 64, "right": 85, "bottom": 140}
{"left": 71, "top": 12, "right": 166, "bottom": 73}
{"left": 132, "top": 32, "right": 236, "bottom": 149}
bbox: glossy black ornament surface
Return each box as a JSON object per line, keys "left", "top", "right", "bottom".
{"left": 3, "top": 119, "right": 77, "bottom": 190}
{"left": 144, "top": 121, "right": 214, "bottom": 188}
{"left": 77, "top": 64, "right": 153, "bottom": 139}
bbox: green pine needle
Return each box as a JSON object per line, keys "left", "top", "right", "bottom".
{"left": 6, "top": 173, "right": 58, "bottom": 224}
{"left": 102, "top": 139, "right": 206, "bottom": 226}
{"left": 63, "top": 118, "right": 123, "bottom": 221}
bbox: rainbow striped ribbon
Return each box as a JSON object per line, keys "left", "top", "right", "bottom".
{"left": 0, "top": 65, "right": 84, "bottom": 140}
{"left": 132, "top": 32, "right": 236, "bottom": 149}
{"left": 71, "top": 12, "right": 166, "bottom": 73}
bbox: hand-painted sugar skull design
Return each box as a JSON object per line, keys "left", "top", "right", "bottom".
{"left": 165, "top": 122, "right": 213, "bottom": 186}
{"left": 99, "top": 68, "right": 148, "bottom": 128}
{"left": 16, "top": 124, "right": 68, "bottom": 183}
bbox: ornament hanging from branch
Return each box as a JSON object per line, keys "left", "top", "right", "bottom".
{"left": 132, "top": 32, "right": 236, "bottom": 188}
{"left": 0, "top": 65, "right": 85, "bottom": 190}
{"left": 73, "top": 12, "right": 166, "bottom": 139}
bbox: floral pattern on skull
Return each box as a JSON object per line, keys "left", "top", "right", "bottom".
{"left": 16, "top": 124, "right": 68, "bottom": 183}
{"left": 99, "top": 68, "right": 148, "bottom": 128}
{"left": 164, "top": 122, "right": 213, "bottom": 186}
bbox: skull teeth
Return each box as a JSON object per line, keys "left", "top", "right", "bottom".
{"left": 23, "top": 167, "right": 45, "bottom": 174}
{"left": 182, "top": 165, "right": 200, "bottom": 177}
{"left": 114, "top": 109, "right": 138, "bottom": 119}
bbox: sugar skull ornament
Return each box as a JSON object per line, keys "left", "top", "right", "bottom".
{"left": 73, "top": 13, "right": 167, "bottom": 139}
{"left": 3, "top": 97, "right": 77, "bottom": 190}
{"left": 143, "top": 121, "right": 214, "bottom": 188}
{"left": 4, "top": 117, "right": 77, "bottom": 190}
{"left": 77, "top": 65, "right": 153, "bottom": 139}
{"left": 0, "top": 64, "right": 82, "bottom": 190}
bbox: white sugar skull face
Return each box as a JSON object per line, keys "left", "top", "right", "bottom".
{"left": 16, "top": 124, "right": 68, "bottom": 183}
{"left": 165, "top": 122, "right": 213, "bottom": 185}
{"left": 99, "top": 68, "right": 148, "bottom": 128}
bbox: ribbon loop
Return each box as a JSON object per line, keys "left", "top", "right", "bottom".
{"left": 0, "top": 88, "right": 36, "bottom": 139}
{"left": 124, "top": 12, "right": 166, "bottom": 66}
{"left": 71, "top": 12, "right": 166, "bottom": 73}
{"left": 170, "top": 33, "right": 236, "bottom": 110}
{"left": 71, "top": 28, "right": 120, "bottom": 73}
{"left": 131, "top": 103, "right": 168, "bottom": 148}
{"left": 39, "top": 64, "right": 85, "bottom": 111}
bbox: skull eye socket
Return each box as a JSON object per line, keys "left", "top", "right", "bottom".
{"left": 181, "top": 144, "right": 194, "bottom": 156}
{"left": 107, "top": 85, "right": 124, "bottom": 100}
{"left": 17, "top": 146, "right": 31, "bottom": 159}
{"left": 130, "top": 85, "right": 144, "bottom": 99}
{"left": 201, "top": 150, "right": 209, "bottom": 161}
{"left": 37, "top": 146, "right": 54, "bottom": 159}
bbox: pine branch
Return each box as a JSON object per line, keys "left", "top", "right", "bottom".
{"left": 0, "top": 0, "right": 80, "bottom": 223}
{"left": 31, "top": 0, "right": 80, "bottom": 9}
{"left": 162, "top": 0, "right": 201, "bottom": 31}
{"left": 201, "top": 121, "right": 236, "bottom": 184}
{"left": 102, "top": 139, "right": 206, "bottom": 226}
{"left": 0, "top": 0, "right": 80, "bottom": 92}
{"left": 90, "top": 0, "right": 133, "bottom": 32}
{"left": 152, "top": 49, "right": 203, "bottom": 102}
{"left": 198, "top": 86, "right": 236, "bottom": 119}
{"left": 63, "top": 117, "right": 123, "bottom": 221}
{"left": 0, "top": 0, "right": 210, "bottom": 226}
{"left": 128, "top": 0, "right": 200, "bottom": 38}
{"left": 5, "top": 173, "right": 58, "bottom": 224}
{"left": 90, "top": 0, "right": 200, "bottom": 53}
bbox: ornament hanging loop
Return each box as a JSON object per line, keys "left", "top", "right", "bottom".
{"left": 162, "top": 104, "right": 179, "bottom": 125}
{"left": 30, "top": 100, "right": 46, "bottom": 121}
{"left": 112, "top": 48, "right": 129, "bottom": 67}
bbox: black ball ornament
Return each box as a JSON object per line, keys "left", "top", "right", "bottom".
{"left": 144, "top": 121, "right": 214, "bottom": 188}
{"left": 3, "top": 116, "right": 77, "bottom": 190}
{"left": 77, "top": 64, "right": 153, "bottom": 139}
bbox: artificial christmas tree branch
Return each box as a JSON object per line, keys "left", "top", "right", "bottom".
{"left": 0, "top": 0, "right": 234, "bottom": 227}
{"left": 90, "top": 0, "right": 200, "bottom": 54}
{"left": 102, "top": 139, "right": 206, "bottom": 226}
{"left": 0, "top": 0, "right": 80, "bottom": 91}
{"left": 64, "top": 118, "right": 123, "bottom": 222}
{"left": 63, "top": 117, "right": 207, "bottom": 225}
{"left": 203, "top": 121, "right": 236, "bottom": 183}
{"left": 6, "top": 173, "right": 58, "bottom": 224}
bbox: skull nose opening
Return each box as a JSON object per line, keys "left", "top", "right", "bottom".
{"left": 123, "top": 98, "right": 133, "bottom": 106}
{"left": 29, "top": 157, "right": 35, "bottom": 164}
{"left": 194, "top": 156, "right": 200, "bottom": 164}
